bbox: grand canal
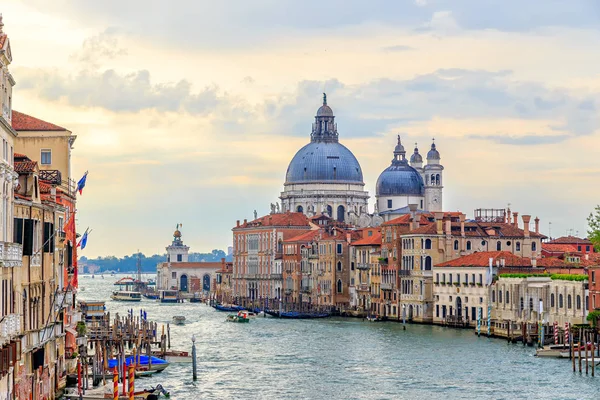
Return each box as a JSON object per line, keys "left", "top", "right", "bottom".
{"left": 78, "top": 275, "right": 600, "bottom": 399}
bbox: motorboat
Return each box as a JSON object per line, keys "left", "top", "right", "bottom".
{"left": 110, "top": 291, "right": 142, "bottom": 302}
{"left": 366, "top": 315, "right": 382, "bottom": 322}
{"left": 172, "top": 316, "right": 186, "bottom": 325}
{"left": 159, "top": 290, "right": 179, "bottom": 303}
{"left": 536, "top": 344, "right": 570, "bottom": 358}
{"left": 560, "top": 343, "right": 598, "bottom": 358}
{"left": 108, "top": 355, "right": 170, "bottom": 373}
{"left": 226, "top": 314, "right": 249, "bottom": 323}
{"left": 151, "top": 350, "right": 193, "bottom": 363}
{"left": 238, "top": 310, "right": 257, "bottom": 319}
{"left": 265, "top": 310, "right": 330, "bottom": 319}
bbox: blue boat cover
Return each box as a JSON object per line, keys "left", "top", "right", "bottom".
{"left": 107, "top": 355, "right": 167, "bottom": 368}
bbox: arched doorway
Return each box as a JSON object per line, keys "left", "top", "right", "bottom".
{"left": 337, "top": 205, "right": 345, "bottom": 222}
{"left": 456, "top": 297, "right": 462, "bottom": 318}
{"left": 326, "top": 205, "right": 333, "bottom": 217}
{"left": 297, "top": 205, "right": 303, "bottom": 213}
{"left": 180, "top": 274, "right": 189, "bottom": 292}
{"left": 203, "top": 274, "right": 211, "bottom": 292}
{"left": 408, "top": 305, "right": 414, "bottom": 320}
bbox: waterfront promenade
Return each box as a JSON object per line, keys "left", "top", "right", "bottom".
{"left": 78, "top": 276, "right": 600, "bottom": 399}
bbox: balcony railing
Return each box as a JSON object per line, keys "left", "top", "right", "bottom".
{"left": 381, "top": 283, "right": 394, "bottom": 290}
{"left": 270, "top": 273, "right": 283, "bottom": 280}
{"left": 308, "top": 253, "right": 319, "bottom": 259}
{"left": 55, "top": 291, "right": 74, "bottom": 310}
{"left": 357, "top": 263, "right": 370, "bottom": 270}
{"left": 301, "top": 286, "right": 311, "bottom": 293}
{"left": 39, "top": 170, "right": 62, "bottom": 185}
{"left": 0, "top": 314, "right": 21, "bottom": 345}
{"left": 357, "top": 284, "right": 370, "bottom": 291}
{"left": 398, "top": 270, "right": 411, "bottom": 276}
{"left": 0, "top": 242, "right": 23, "bottom": 268}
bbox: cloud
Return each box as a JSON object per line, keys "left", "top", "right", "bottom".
{"left": 468, "top": 134, "right": 571, "bottom": 145}
{"left": 71, "top": 29, "right": 128, "bottom": 68}
{"left": 382, "top": 45, "right": 415, "bottom": 52}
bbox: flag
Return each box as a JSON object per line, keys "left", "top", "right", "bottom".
{"left": 77, "top": 229, "right": 89, "bottom": 249}
{"left": 63, "top": 213, "right": 75, "bottom": 244}
{"left": 76, "top": 171, "right": 88, "bottom": 195}
{"left": 486, "top": 257, "right": 493, "bottom": 285}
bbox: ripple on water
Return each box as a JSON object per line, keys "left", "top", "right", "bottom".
{"left": 78, "top": 276, "right": 600, "bottom": 400}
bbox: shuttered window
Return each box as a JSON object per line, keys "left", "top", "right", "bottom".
{"left": 13, "top": 218, "right": 23, "bottom": 244}
{"left": 43, "top": 222, "right": 55, "bottom": 253}
{"left": 23, "top": 219, "right": 34, "bottom": 256}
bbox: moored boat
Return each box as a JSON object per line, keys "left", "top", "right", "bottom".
{"left": 265, "top": 310, "right": 330, "bottom": 319}
{"left": 536, "top": 344, "right": 570, "bottom": 358}
{"left": 172, "top": 315, "right": 186, "bottom": 325}
{"left": 559, "top": 343, "right": 597, "bottom": 358}
{"left": 107, "top": 355, "right": 170, "bottom": 372}
{"left": 159, "top": 290, "right": 179, "bottom": 303}
{"left": 213, "top": 304, "right": 244, "bottom": 312}
{"left": 226, "top": 314, "right": 250, "bottom": 323}
{"left": 151, "top": 350, "right": 193, "bottom": 363}
{"left": 110, "top": 291, "right": 142, "bottom": 302}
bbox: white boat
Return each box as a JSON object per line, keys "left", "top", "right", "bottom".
{"left": 151, "top": 350, "right": 193, "bottom": 363}
{"left": 238, "top": 310, "right": 257, "bottom": 319}
{"left": 172, "top": 316, "right": 186, "bottom": 325}
{"left": 110, "top": 291, "right": 142, "bottom": 302}
{"left": 536, "top": 344, "right": 570, "bottom": 358}
{"left": 559, "top": 343, "right": 598, "bottom": 358}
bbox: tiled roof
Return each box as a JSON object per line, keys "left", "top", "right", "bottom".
{"left": 405, "top": 223, "right": 438, "bottom": 235}
{"left": 285, "top": 229, "right": 321, "bottom": 243}
{"left": 352, "top": 231, "right": 382, "bottom": 246}
{"left": 435, "top": 251, "right": 528, "bottom": 268}
{"left": 14, "top": 153, "right": 27, "bottom": 159}
{"left": 168, "top": 262, "right": 222, "bottom": 268}
{"left": 235, "top": 212, "right": 311, "bottom": 229}
{"left": 548, "top": 236, "right": 592, "bottom": 245}
{"left": 14, "top": 160, "right": 37, "bottom": 173}
{"left": 542, "top": 243, "right": 578, "bottom": 253}
{"left": 39, "top": 180, "right": 52, "bottom": 193}
{"left": 11, "top": 110, "right": 67, "bottom": 131}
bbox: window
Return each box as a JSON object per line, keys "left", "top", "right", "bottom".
{"left": 592, "top": 271, "right": 596, "bottom": 283}
{"left": 550, "top": 293, "right": 555, "bottom": 308}
{"left": 481, "top": 240, "right": 486, "bottom": 246}
{"left": 436, "top": 305, "right": 439, "bottom": 318}
{"left": 578, "top": 246, "right": 582, "bottom": 252}
{"left": 449, "top": 274, "right": 453, "bottom": 284}
{"left": 516, "top": 242, "right": 521, "bottom": 251}
{"left": 586, "top": 246, "right": 590, "bottom": 252}
{"left": 479, "top": 274, "right": 482, "bottom": 285}
{"left": 567, "top": 295, "right": 572, "bottom": 309}
{"left": 506, "top": 241, "right": 511, "bottom": 246}
{"left": 576, "top": 295, "right": 581, "bottom": 310}
{"left": 425, "top": 239, "right": 432, "bottom": 249}
{"left": 559, "top": 294, "right": 563, "bottom": 308}
{"left": 471, "top": 274, "right": 475, "bottom": 285}
{"left": 420, "top": 200, "right": 423, "bottom": 209}
{"left": 41, "top": 149, "right": 52, "bottom": 165}
{"left": 177, "top": 254, "right": 182, "bottom": 262}
{"left": 337, "top": 261, "right": 342, "bottom": 272}
{"left": 496, "top": 241, "right": 501, "bottom": 251}
{"left": 505, "top": 291, "right": 509, "bottom": 304}
{"left": 456, "top": 274, "right": 460, "bottom": 284}
{"left": 529, "top": 298, "right": 533, "bottom": 312}
{"left": 351, "top": 262, "right": 355, "bottom": 271}
{"left": 337, "top": 279, "right": 343, "bottom": 293}
{"left": 424, "top": 256, "right": 432, "bottom": 270}
{"left": 336, "top": 244, "right": 342, "bottom": 254}
{"left": 531, "top": 241, "right": 537, "bottom": 252}
{"left": 464, "top": 274, "right": 468, "bottom": 284}
{"left": 479, "top": 297, "right": 483, "bottom": 304}
{"left": 454, "top": 240, "right": 459, "bottom": 250}
{"left": 435, "top": 273, "right": 439, "bottom": 284}
{"left": 387, "top": 199, "right": 392, "bottom": 209}
{"left": 171, "top": 272, "right": 176, "bottom": 279}
{"left": 492, "top": 290, "right": 495, "bottom": 302}
{"left": 442, "top": 273, "right": 446, "bottom": 283}
{"left": 498, "top": 290, "right": 502, "bottom": 303}
{"left": 471, "top": 307, "right": 476, "bottom": 320}
{"left": 466, "top": 241, "right": 471, "bottom": 251}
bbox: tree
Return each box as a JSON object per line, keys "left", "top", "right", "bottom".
{"left": 587, "top": 205, "right": 600, "bottom": 251}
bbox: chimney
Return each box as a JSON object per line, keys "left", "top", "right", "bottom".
{"left": 434, "top": 212, "right": 444, "bottom": 235}
{"left": 413, "top": 216, "right": 420, "bottom": 230}
{"left": 512, "top": 212, "right": 519, "bottom": 227}
{"left": 507, "top": 208, "right": 512, "bottom": 224}
{"left": 444, "top": 218, "right": 451, "bottom": 236}
{"left": 236, "top": 220, "right": 240, "bottom": 227}
{"left": 534, "top": 217, "right": 540, "bottom": 234}
{"left": 243, "top": 219, "right": 247, "bottom": 225}
{"left": 522, "top": 215, "right": 531, "bottom": 238}
{"left": 531, "top": 258, "right": 537, "bottom": 268}
{"left": 346, "top": 233, "right": 351, "bottom": 243}
{"left": 460, "top": 214, "right": 465, "bottom": 237}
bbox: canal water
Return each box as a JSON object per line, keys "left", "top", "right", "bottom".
{"left": 78, "top": 275, "right": 600, "bottom": 400}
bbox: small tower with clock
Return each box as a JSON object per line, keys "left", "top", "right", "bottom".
{"left": 423, "top": 139, "right": 444, "bottom": 211}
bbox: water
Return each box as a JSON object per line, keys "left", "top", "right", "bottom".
{"left": 79, "top": 275, "right": 600, "bottom": 399}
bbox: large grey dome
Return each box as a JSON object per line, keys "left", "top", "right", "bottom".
{"left": 285, "top": 142, "right": 364, "bottom": 184}
{"left": 376, "top": 136, "right": 425, "bottom": 196}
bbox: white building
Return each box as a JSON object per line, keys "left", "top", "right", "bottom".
{"left": 280, "top": 94, "right": 369, "bottom": 223}
{"left": 156, "top": 227, "right": 223, "bottom": 296}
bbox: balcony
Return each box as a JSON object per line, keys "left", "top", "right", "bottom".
{"left": 398, "top": 270, "right": 411, "bottom": 276}
{"left": 357, "top": 263, "right": 370, "bottom": 270}
{"left": 284, "top": 289, "right": 293, "bottom": 295}
{"left": 301, "top": 286, "right": 311, "bottom": 294}
{"left": 381, "top": 283, "right": 394, "bottom": 290}
{"left": 357, "top": 284, "right": 370, "bottom": 292}
{"left": 0, "top": 314, "right": 21, "bottom": 345}
{"left": 31, "top": 253, "right": 41, "bottom": 267}
{"left": 270, "top": 273, "right": 283, "bottom": 280}
{"left": 55, "top": 291, "right": 74, "bottom": 310}
{"left": 308, "top": 253, "right": 319, "bottom": 259}
{"left": 0, "top": 242, "right": 23, "bottom": 268}
{"left": 39, "top": 169, "right": 62, "bottom": 185}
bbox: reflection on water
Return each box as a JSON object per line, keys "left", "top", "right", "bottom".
{"left": 78, "top": 275, "right": 600, "bottom": 400}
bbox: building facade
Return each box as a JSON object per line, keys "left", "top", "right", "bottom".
{"left": 349, "top": 228, "right": 381, "bottom": 311}
{"left": 280, "top": 95, "right": 369, "bottom": 223}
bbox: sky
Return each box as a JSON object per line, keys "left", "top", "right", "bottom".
{"left": 2, "top": 0, "right": 600, "bottom": 257}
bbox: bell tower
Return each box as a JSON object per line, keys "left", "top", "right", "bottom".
{"left": 423, "top": 139, "right": 444, "bottom": 212}
{"left": 166, "top": 224, "right": 189, "bottom": 263}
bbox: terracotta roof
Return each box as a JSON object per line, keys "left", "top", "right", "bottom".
{"left": 542, "top": 243, "right": 578, "bottom": 253}
{"left": 14, "top": 160, "right": 37, "bottom": 173}
{"left": 14, "top": 153, "right": 27, "bottom": 159}
{"left": 11, "top": 110, "right": 67, "bottom": 131}
{"left": 547, "top": 236, "right": 592, "bottom": 245}
{"left": 404, "top": 223, "right": 438, "bottom": 235}
{"left": 285, "top": 229, "right": 321, "bottom": 243}
{"left": 235, "top": 212, "right": 311, "bottom": 229}
{"left": 39, "top": 180, "right": 52, "bottom": 194}
{"left": 352, "top": 231, "right": 382, "bottom": 246}
{"left": 435, "top": 251, "right": 528, "bottom": 268}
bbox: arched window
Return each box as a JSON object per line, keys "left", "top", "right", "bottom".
{"left": 337, "top": 261, "right": 342, "bottom": 272}
{"left": 435, "top": 174, "right": 440, "bottom": 185}
{"left": 337, "top": 205, "right": 345, "bottom": 222}
{"left": 430, "top": 174, "right": 435, "bottom": 185}
{"left": 559, "top": 294, "right": 563, "bottom": 308}
{"left": 454, "top": 240, "right": 459, "bottom": 250}
{"left": 337, "top": 279, "right": 343, "bottom": 294}
{"left": 296, "top": 205, "right": 303, "bottom": 213}
{"left": 531, "top": 241, "right": 537, "bottom": 252}
{"left": 505, "top": 291, "right": 509, "bottom": 304}
{"left": 442, "top": 273, "right": 446, "bottom": 283}
{"left": 492, "top": 290, "right": 495, "bottom": 302}
{"left": 499, "top": 291, "right": 502, "bottom": 303}
{"left": 326, "top": 205, "right": 333, "bottom": 217}
{"left": 576, "top": 295, "right": 581, "bottom": 310}
{"left": 567, "top": 294, "right": 572, "bottom": 309}
{"left": 516, "top": 242, "right": 521, "bottom": 251}
{"left": 550, "top": 293, "right": 555, "bottom": 307}
{"left": 496, "top": 241, "right": 501, "bottom": 251}
{"left": 466, "top": 241, "right": 471, "bottom": 251}
{"left": 424, "top": 256, "right": 432, "bottom": 270}
{"left": 425, "top": 239, "right": 432, "bottom": 249}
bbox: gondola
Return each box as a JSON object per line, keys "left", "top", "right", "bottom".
{"left": 213, "top": 304, "right": 245, "bottom": 312}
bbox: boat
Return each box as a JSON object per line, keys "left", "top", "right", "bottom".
{"left": 151, "top": 350, "right": 193, "bottom": 363}
{"left": 110, "top": 291, "right": 142, "bottom": 302}
{"left": 108, "top": 355, "right": 170, "bottom": 373}
{"left": 366, "top": 315, "right": 382, "bottom": 322}
{"left": 213, "top": 304, "right": 245, "bottom": 312}
{"left": 64, "top": 383, "right": 168, "bottom": 399}
{"left": 536, "top": 344, "right": 570, "bottom": 358}
{"left": 80, "top": 301, "right": 106, "bottom": 321}
{"left": 189, "top": 293, "right": 202, "bottom": 303}
{"left": 559, "top": 343, "right": 598, "bottom": 358}
{"left": 265, "top": 310, "right": 330, "bottom": 319}
{"left": 135, "top": 367, "right": 159, "bottom": 378}
{"left": 172, "top": 316, "right": 186, "bottom": 325}
{"left": 142, "top": 292, "right": 159, "bottom": 300}
{"left": 159, "top": 290, "right": 179, "bottom": 303}
{"left": 237, "top": 310, "right": 257, "bottom": 319}
{"left": 226, "top": 314, "right": 250, "bottom": 323}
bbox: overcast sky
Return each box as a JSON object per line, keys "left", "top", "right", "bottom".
{"left": 3, "top": 0, "right": 600, "bottom": 257}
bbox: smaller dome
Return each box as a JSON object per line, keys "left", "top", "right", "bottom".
{"left": 427, "top": 142, "right": 440, "bottom": 160}
{"left": 317, "top": 104, "right": 333, "bottom": 117}
{"left": 410, "top": 145, "right": 423, "bottom": 164}
{"left": 173, "top": 230, "right": 181, "bottom": 238}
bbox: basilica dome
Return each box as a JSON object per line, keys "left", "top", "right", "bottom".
{"left": 376, "top": 136, "right": 424, "bottom": 196}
